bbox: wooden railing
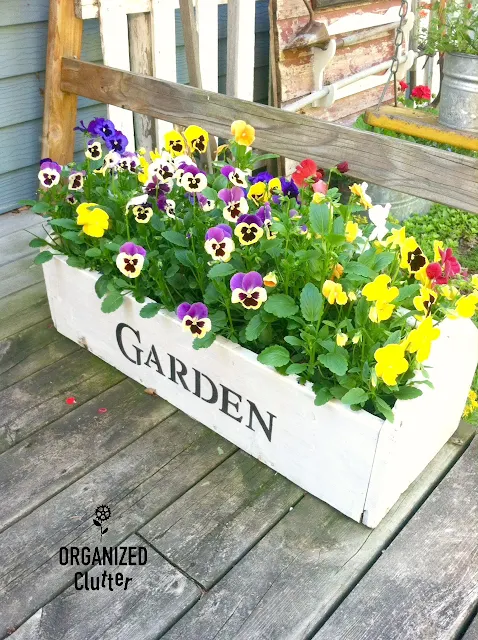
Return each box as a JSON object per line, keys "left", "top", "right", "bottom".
{"left": 43, "top": 0, "right": 478, "bottom": 213}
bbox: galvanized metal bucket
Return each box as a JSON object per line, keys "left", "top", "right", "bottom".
{"left": 439, "top": 52, "right": 478, "bottom": 133}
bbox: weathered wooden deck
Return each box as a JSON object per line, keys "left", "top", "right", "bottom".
{"left": 0, "top": 210, "right": 477, "bottom": 640}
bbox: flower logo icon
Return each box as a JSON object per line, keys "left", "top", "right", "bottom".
{"left": 93, "top": 505, "right": 111, "bottom": 538}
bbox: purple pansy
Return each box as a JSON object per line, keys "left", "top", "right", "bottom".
{"left": 116, "top": 243, "right": 146, "bottom": 279}
{"left": 38, "top": 159, "right": 62, "bottom": 188}
{"left": 204, "top": 224, "right": 235, "bottom": 262}
{"left": 176, "top": 302, "right": 211, "bottom": 339}
{"left": 143, "top": 175, "right": 171, "bottom": 211}
{"left": 87, "top": 118, "right": 116, "bottom": 140}
{"left": 105, "top": 131, "right": 129, "bottom": 154}
{"left": 218, "top": 186, "right": 248, "bottom": 222}
{"left": 118, "top": 152, "right": 140, "bottom": 173}
{"left": 249, "top": 171, "right": 273, "bottom": 185}
{"left": 197, "top": 193, "right": 216, "bottom": 212}
{"left": 280, "top": 177, "right": 300, "bottom": 200}
{"left": 230, "top": 272, "right": 267, "bottom": 309}
{"left": 221, "top": 165, "right": 248, "bottom": 188}
{"left": 179, "top": 164, "right": 207, "bottom": 193}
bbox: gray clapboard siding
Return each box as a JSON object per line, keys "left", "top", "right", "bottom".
{"left": 0, "top": 19, "right": 102, "bottom": 80}
{"left": 0, "top": 0, "right": 50, "bottom": 27}
{"left": 0, "top": 71, "right": 101, "bottom": 129}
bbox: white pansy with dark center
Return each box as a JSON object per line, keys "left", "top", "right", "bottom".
{"left": 85, "top": 140, "right": 102, "bottom": 160}
{"left": 116, "top": 242, "right": 147, "bottom": 279}
{"left": 204, "top": 224, "right": 235, "bottom": 262}
{"left": 180, "top": 165, "right": 207, "bottom": 193}
{"left": 68, "top": 172, "right": 85, "bottom": 191}
{"left": 164, "top": 199, "right": 176, "bottom": 219}
{"left": 230, "top": 271, "right": 267, "bottom": 309}
{"left": 218, "top": 186, "right": 249, "bottom": 223}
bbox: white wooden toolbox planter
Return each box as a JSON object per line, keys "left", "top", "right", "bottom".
{"left": 43, "top": 256, "right": 478, "bottom": 527}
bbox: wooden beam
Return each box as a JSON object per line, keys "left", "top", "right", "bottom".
{"left": 60, "top": 58, "right": 478, "bottom": 213}
{"left": 365, "top": 106, "right": 478, "bottom": 152}
{"left": 42, "top": 0, "right": 83, "bottom": 163}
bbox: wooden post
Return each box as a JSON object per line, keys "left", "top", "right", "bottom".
{"left": 226, "top": 0, "right": 255, "bottom": 101}
{"left": 42, "top": 0, "right": 83, "bottom": 163}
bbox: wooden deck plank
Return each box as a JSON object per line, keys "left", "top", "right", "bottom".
{"left": 163, "top": 424, "right": 475, "bottom": 640}
{"left": 141, "top": 450, "right": 303, "bottom": 588}
{"left": 463, "top": 615, "right": 478, "bottom": 640}
{"left": 312, "top": 436, "right": 478, "bottom": 640}
{"left": 0, "top": 348, "right": 124, "bottom": 453}
{"left": 0, "top": 414, "right": 235, "bottom": 637}
{"left": 0, "top": 255, "right": 43, "bottom": 299}
{"left": 10, "top": 536, "right": 201, "bottom": 640}
{"left": 0, "top": 318, "right": 79, "bottom": 388}
{"left": 0, "top": 299, "right": 50, "bottom": 340}
{"left": 0, "top": 211, "right": 43, "bottom": 236}
{"left": 0, "top": 282, "right": 47, "bottom": 328}
{"left": 0, "top": 378, "right": 176, "bottom": 533}
{"left": 0, "top": 223, "right": 45, "bottom": 267}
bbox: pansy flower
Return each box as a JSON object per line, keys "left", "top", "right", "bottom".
{"left": 362, "top": 274, "right": 399, "bottom": 323}
{"left": 250, "top": 171, "right": 273, "bottom": 185}
{"left": 400, "top": 237, "right": 428, "bottom": 275}
{"left": 86, "top": 117, "right": 116, "bottom": 140}
{"left": 264, "top": 271, "right": 278, "bottom": 288}
{"left": 197, "top": 193, "right": 216, "bottom": 212}
{"left": 345, "top": 221, "right": 360, "bottom": 243}
{"left": 68, "top": 171, "right": 85, "bottom": 191}
{"left": 248, "top": 181, "right": 268, "bottom": 206}
{"left": 231, "top": 120, "right": 255, "bottom": 147}
{"left": 164, "top": 130, "right": 186, "bottom": 157}
{"left": 403, "top": 316, "right": 440, "bottom": 363}
{"left": 164, "top": 199, "right": 176, "bottom": 219}
{"left": 180, "top": 164, "right": 207, "bottom": 192}
{"left": 150, "top": 159, "right": 175, "bottom": 185}
{"left": 455, "top": 293, "right": 478, "bottom": 318}
{"left": 374, "top": 343, "right": 409, "bottom": 386}
{"left": 230, "top": 272, "right": 267, "bottom": 309}
{"left": 384, "top": 226, "right": 406, "bottom": 249}
{"left": 95, "top": 151, "right": 121, "bottom": 175}
{"left": 322, "top": 280, "right": 348, "bottom": 305}
{"left": 368, "top": 203, "right": 391, "bottom": 242}
{"left": 76, "top": 203, "right": 109, "bottom": 237}
{"left": 279, "top": 177, "right": 299, "bottom": 201}
{"left": 413, "top": 286, "right": 438, "bottom": 318}
{"left": 116, "top": 242, "right": 146, "bottom": 278}
{"left": 177, "top": 302, "right": 211, "bottom": 338}
{"left": 205, "top": 224, "right": 235, "bottom": 262}
{"left": 85, "top": 140, "right": 102, "bottom": 160}
{"left": 38, "top": 159, "right": 62, "bottom": 188}
{"left": 105, "top": 130, "right": 128, "bottom": 153}
{"left": 66, "top": 194, "right": 77, "bottom": 205}
{"left": 218, "top": 186, "right": 249, "bottom": 222}
{"left": 133, "top": 204, "right": 153, "bottom": 224}
{"left": 221, "top": 165, "right": 249, "bottom": 189}
{"left": 291, "top": 159, "right": 323, "bottom": 188}
{"left": 349, "top": 182, "right": 373, "bottom": 209}
{"left": 184, "top": 125, "right": 209, "bottom": 154}
{"left": 118, "top": 152, "right": 140, "bottom": 173}
{"left": 426, "top": 246, "right": 461, "bottom": 285}
{"left": 268, "top": 177, "right": 282, "bottom": 197}
{"left": 234, "top": 214, "right": 264, "bottom": 246}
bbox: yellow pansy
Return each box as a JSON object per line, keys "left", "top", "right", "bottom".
{"left": 374, "top": 343, "right": 409, "bottom": 386}
{"left": 348, "top": 291, "right": 357, "bottom": 301}
{"left": 400, "top": 237, "right": 428, "bottom": 275}
{"left": 463, "top": 390, "right": 478, "bottom": 418}
{"left": 248, "top": 182, "right": 268, "bottom": 206}
{"left": 362, "top": 274, "right": 399, "bottom": 303}
{"left": 332, "top": 263, "right": 344, "bottom": 280}
{"left": 76, "top": 203, "right": 109, "bottom": 238}
{"left": 345, "top": 221, "right": 359, "bottom": 243}
{"left": 433, "top": 240, "right": 444, "bottom": 262}
{"left": 322, "top": 280, "right": 348, "bottom": 305}
{"left": 264, "top": 271, "right": 278, "bottom": 288}
{"left": 471, "top": 274, "right": 478, "bottom": 290}
{"left": 352, "top": 332, "right": 361, "bottom": 344}
{"left": 164, "top": 130, "right": 186, "bottom": 157}
{"left": 349, "top": 182, "right": 372, "bottom": 209}
{"left": 439, "top": 284, "right": 459, "bottom": 300}
{"left": 415, "top": 265, "right": 433, "bottom": 289}
{"left": 455, "top": 293, "right": 478, "bottom": 318}
{"left": 215, "top": 143, "right": 229, "bottom": 158}
{"left": 384, "top": 226, "right": 406, "bottom": 249}
{"left": 184, "top": 125, "right": 209, "bottom": 153}
{"left": 413, "top": 286, "right": 438, "bottom": 318}
{"left": 369, "top": 300, "right": 395, "bottom": 323}
{"left": 138, "top": 155, "right": 150, "bottom": 184}
{"left": 336, "top": 332, "right": 348, "bottom": 347}
{"left": 404, "top": 316, "right": 440, "bottom": 362}
{"left": 313, "top": 192, "right": 326, "bottom": 204}
{"left": 268, "top": 177, "right": 282, "bottom": 197}
{"left": 231, "top": 120, "right": 255, "bottom": 147}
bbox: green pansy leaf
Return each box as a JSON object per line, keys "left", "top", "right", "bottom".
{"left": 384, "top": 330, "right": 402, "bottom": 346}
{"left": 140, "top": 302, "right": 162, "bottom": 318}
{"left": 66, "top": 256, "right": 85, "bottom": 269}
{"left": 202, "top": 187, "right": 218, "bottom": 201}
{"left": 29, "top": 237, "right": 49, "bottom": 248}
{"left": 33, "top": 250, "right": 54, "bottom": 265}
{"left": 395, "top": 283, "right": 420, "bottom": 303}
{"left": 319, "top": 351, "right": 348, "bottom": 376}
{"left": 341, "top": 387, "right": 369, "bottom": 405}
{"left": 333, "top": 216, "right": 345, "bottom": 235}
{"left": 345, "top": 262, "right": 378, "bottom": 279}
{"left": 245, "top": 314, "right": 269, "bottom": 341}
{"left": 18, "top": 199, "right": 37, "bottom": 207}
{"left": 374, "top": 396, "right": 395, "bottom": 422}
{"left": 355, "top": 296, "right": 369, "bottom": 326}
{"left": 314, "top": 388, "right": 333, "bottom": 406}
{"left": 264, "top": 294, "right": 299, "bottom": 318}
{"left": 309, "top": 202, "right": 330, "bottom": 235}
{"left": 208, "top": 262, "right": 236, "bottom": 278}
{"left": 104, "top": 242, "right": 121, "bottom": 252}
{"left": 300, "top": 283, "right": 323, "bottom": 323}
{"left": 85, "top": 247, "right": 102, "bottom": 258}
{"left": 162, "top": 230, "right": 189, "bottom": 247}
{"left": 374, "top": 252, "right": 395, "bottom": 271}
{"left": 49, "top": 218, "right": 78, "bottom": 229}
{"left": 395, "top": 386, "right": 423, "bottom": 400}
{"left": 257, "top": 345, "right": 290, "bottom": 368}
{"left": 212, "top": 174, "right": 228, "bottom": 192}
{"left": 61, "top": 231, "right": 85, "bottom": 243}
{"left": 193, "top": 331, "right": 216, "bottom": 350}
{"left": 330, "top": 385, "right": 348, "bottom": 399}
{"left": 31, "top": 201, "right": 51, "bottom": 214}
{"left": 253, "top": 153, "right": 280, "bottom": 163}
{"left": 284, "top": 335, "right": 304, "bottom": 347}
{"left": 209, "top": 310, "right": 228, "bottom": 331}
{"left": 166, "top": 264, "right": 180, "bottom": 278}
{"left": 101, "top": 291, "right": 124, "bottom": 314}
{"left": 95, "top": 274, "right": 110, "bottom": 299}
{"left": 286, "top": 363, "right": 308, "bottom": 375}
{"left": 203, "top": 282, "right": 221, "bottom": 304}
{"left": 175, "top": 249, "right": 195, "bottom": 268}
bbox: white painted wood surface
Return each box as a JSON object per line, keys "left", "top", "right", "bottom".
{"left": 42, "top": 256, "right": 478, "bottom": 526}
{"left": 151, "top": 0, "right": 176, "bottom": 144}
{"left": 226, "top": 0, "right": 256, "bottom": 100}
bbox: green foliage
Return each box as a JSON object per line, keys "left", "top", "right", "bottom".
{"left": 422, "top": 0, "right": 478, "bottom": 55}
{"left": 257, "top": 345, "right": 291, "bottom": 368}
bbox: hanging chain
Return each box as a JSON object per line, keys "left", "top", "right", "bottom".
{"left": 376, "top": 0, "right": 409, "bottom": 110}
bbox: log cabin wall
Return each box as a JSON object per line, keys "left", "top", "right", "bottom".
{"left": 273, "top": 0, "right": 398, "bottom": 124}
